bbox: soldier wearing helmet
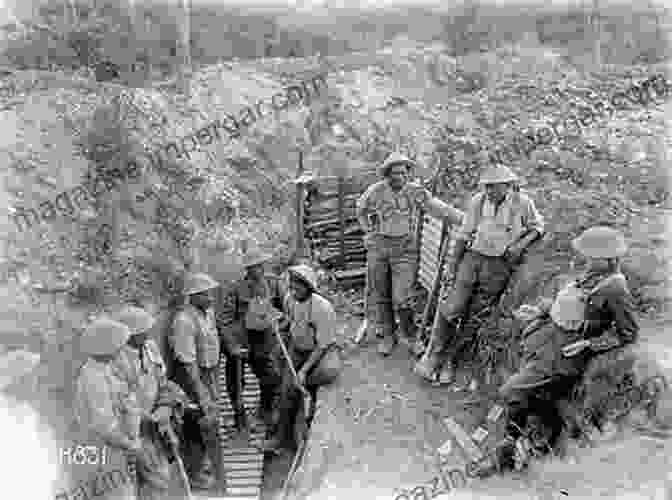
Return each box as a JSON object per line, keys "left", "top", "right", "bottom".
{"left": 74, "top": 316, "right": 150, "bottom": 500}
{"left": 168, "top": 272, "right": 222, "bottom": 491}
{"left": 262, "top": 263, "right": 338, "bottom": 453}
{"left": 225, "top": 245, "right": 284, "bottom": 435}
{"left": 415, "top": 164, "right": 545, "bottom": 384}
{"left": 113, "top": 305, "right": 189, "bottom": 499}
{"left": 473, "top": 227, "right": 639, "bottom": 476}
{"left": 356, "top": 152, "right": 456, "bottom": 356}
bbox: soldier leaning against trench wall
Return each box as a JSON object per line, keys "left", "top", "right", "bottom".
{"left": 9, "top": 72, "right": 328, "bottom": 234}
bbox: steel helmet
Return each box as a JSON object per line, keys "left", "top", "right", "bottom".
{"left": 288, "top": 264, "right": 318, "bottom": 293}
{"left": 183, "top": 272, "right": 220, "bottom": 295}
{"left": 113, "top": 305, "right": 156, "bottom": 336}
{"left": 572, "top": 226, "right": 628, "bottom": 259}
{"left": 80, "top": 317, "right": 132, "bottom": 356}
{"left": 0, "top": 350, "right": 41, "bottom": 391}
{"left": 379, "top": 152, "right": 417, "bottom": 178}
{"left": 478, "top": 164, "right": 519, "bottom": 185}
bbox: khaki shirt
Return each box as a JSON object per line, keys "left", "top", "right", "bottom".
{"left": 357, "top": 180, "right": 432, "bottom": 237}
{"left": 171, "top": 306, "right": 220, "bottom": 369}
{"left": 283, "top": 292, "right": 336, "bottom": 351}
{"left": 456, "top": 191, "right": 544, "bottom": 257}
{"left": 74, "top": 359, "right": 140, "bottom": 440}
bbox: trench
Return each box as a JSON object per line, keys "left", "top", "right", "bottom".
{"left": 211, "top": 345, "right": 305, "bottom": 500}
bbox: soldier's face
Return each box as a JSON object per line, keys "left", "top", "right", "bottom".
{"left": 485, "top": 182, "right": 509, "bottom": 204}
{"left": 388, "top": 164, "right": 409, "bottom": 190}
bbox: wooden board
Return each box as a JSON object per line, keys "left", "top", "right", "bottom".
{"left": 418, "top": 214, "right": 445, "bottom": 292}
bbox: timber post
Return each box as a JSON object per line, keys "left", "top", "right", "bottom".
{"left": 338, "top": 176, "right": 346, "bottom": 273}
{"left": 294, "top": 150, "right": 309, "bottom": 262}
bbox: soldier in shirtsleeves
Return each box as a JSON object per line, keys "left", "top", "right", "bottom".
{"left": 225, "top": 247, "right": 283, "bottom": 433}
{"left": 357, "top": 152, "right": 454, "bottom": 356}
{"left": 74, "top": 317, "right": 151, "bottom": 500}
{"left": 168, "top": 272, "right": 222, "bottom": 491}
{"left": 415, "top": 164, "right": 544, "bottom": 384}
{"left": 113, "top": 305, "right": 190, "bottom": 500}
{"left": 471, "top": 227, "right": 639, "bottom": 476}
{"left": 262, "top": 264, "right": 337, "bottom": 453}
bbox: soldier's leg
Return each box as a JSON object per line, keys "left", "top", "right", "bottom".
{"left": 416, "top": 253, "right": 479, "bottom": 380}
{"left": 367, "top": 238, "right": 396, "bottom": 354}
{"left": 248, "top": 329, "right": 282, "bottom": 427}
{"left": 390, "top": 237, "right": 420, "bottom": 344}
{"left": 198, "top": 367, "right": 224, "bottom": 489}
{"left": 478, "top": 255, "right": 515, "bottom": 304}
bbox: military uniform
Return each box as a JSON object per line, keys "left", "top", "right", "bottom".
{"left": 417, "top": 166, "right": 544, "bottom": 382}
{"left": 480, "top": 227, "right": 640, "bottom": 475}
{"left": 114, "top": 306, "right": 189, "bottom": 500}
{"left": 168, "top": 272, "right": 222, "bottom": 490}
{"left": 357, "top": 153, "right": 433, "bottom": 352}
{"left": 229, "top": 270, "right": 283, "bottom": 426}
{"left": 269, "top": 265, "right": 337, "bottom": 451}
{"left": 74, "top": 318, "right": 140, "bottom": 500}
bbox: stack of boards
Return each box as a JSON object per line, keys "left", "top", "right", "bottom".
{"left": 303, "top": 169, "right": 378, "bottom": 289}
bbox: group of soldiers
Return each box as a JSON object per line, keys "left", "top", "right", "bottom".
{"left": 357, "top": 152, "right": 640, "bottom": 471}
{"left": 0, "top": 149, "right": 645, "bottom": 498}
{"left": 69, "top": 255, "right": 338, "bottom": 498}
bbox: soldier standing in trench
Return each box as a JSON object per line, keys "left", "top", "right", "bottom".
{"left": 415, "top": 164, "right": 544, "bottom": 384}
{"left": 168, "top": 272, "right": 223, "bottom": 491}
{"left": 221, "top": 246, "right": 284, "bottom": 434}
{"left": 357, "top": 152, "right": 455, "bottom": 356}
{"left": 74, "top": 317, "right": 152, "bottom": 500}
{"left": 113, "top": 305, "right": 190, "bottom": 500}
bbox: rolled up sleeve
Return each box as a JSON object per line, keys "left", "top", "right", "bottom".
{"left": 171, "top": 313, "right": 197, "bottom": 364}
{"left": 455, "top": 194, "right": 480, "bottom": 242}
{"left": 356, "top": 184, "right": 375, "bottom": 226}
{"left": 523, "top": 197, "right": 545, "bottom": 235}
{"left": 312, "top": 297, "right": 337, "bottom": 349}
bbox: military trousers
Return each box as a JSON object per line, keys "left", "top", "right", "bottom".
{"left": 224, "top": 328, "right": 281, "bottom": 414}
{"left": 365, "top": 234, "right": 419, "bottom": 337}
{"left": 425, "top": 251, "right": 514, "bottom": 366}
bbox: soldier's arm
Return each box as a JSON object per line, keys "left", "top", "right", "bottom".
{"left": 299, "top": 299, "right": 337, "bottom": 376}
{"left": 425, "top": 192, "right": 464, "bottom": 227}
{"left": 509, "top": 196, "right": 545, "bottom": 253}
{"left": 450, "top": 195, "right": 480, "bottom": 270}
{"left": 589, "top": 281, "right": 639, "bottom": 351}
{"left": 356, "top": 184, "right": 374, "bottom": 232}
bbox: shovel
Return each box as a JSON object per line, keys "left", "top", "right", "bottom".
{"left": 272, "top": 317, "right": 312, "bottom": 421}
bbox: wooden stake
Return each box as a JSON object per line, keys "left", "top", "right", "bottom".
{"left": 338, "top": 176, "right": 345, "bottom": 273}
